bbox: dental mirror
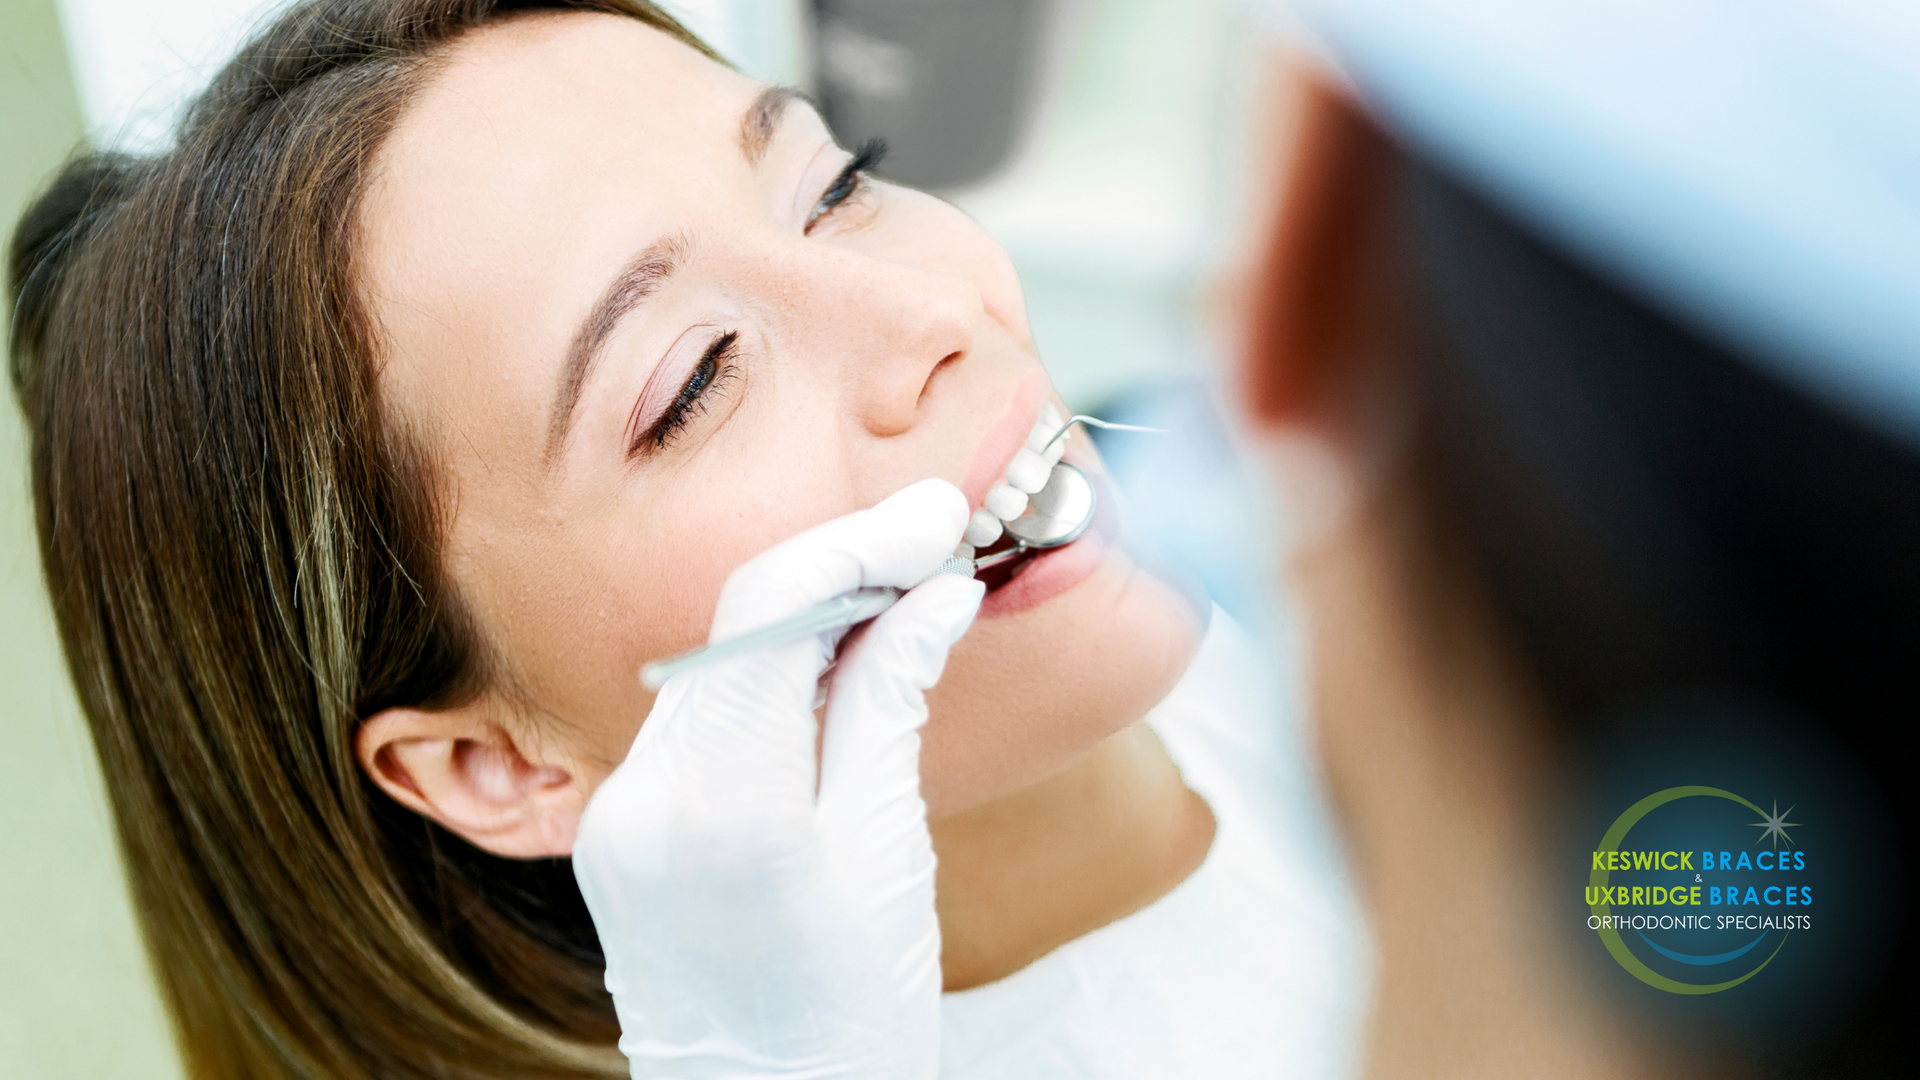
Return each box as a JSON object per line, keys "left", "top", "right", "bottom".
{"left": 1003, "top": 461, "right": 1095, "bottom": 548}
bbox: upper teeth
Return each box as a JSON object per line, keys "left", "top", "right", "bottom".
{"left": 964, "top": 403, "right": 1069, "bottom": 548}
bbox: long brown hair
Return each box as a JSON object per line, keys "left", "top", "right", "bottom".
{"left": 5, "top": 2, "right": 715, "bottom": 1076}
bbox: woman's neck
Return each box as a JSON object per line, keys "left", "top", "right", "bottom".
{"left": 931, "top": 718, "right": 1216, "bottom": 991}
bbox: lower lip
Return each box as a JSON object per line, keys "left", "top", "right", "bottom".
{"left": 976, "top": 460, "right": 1120, "bottom": 619}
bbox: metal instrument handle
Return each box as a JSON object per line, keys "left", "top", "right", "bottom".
{"left": 638, "top": 556, "right": 979, "bottom": 690}
{"left": 641, "top": 588, "right": 899, "bottom": 689}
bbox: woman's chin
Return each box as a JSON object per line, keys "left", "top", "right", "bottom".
{"left": 918, "top": 533, "right": 1206, "bottom": 817}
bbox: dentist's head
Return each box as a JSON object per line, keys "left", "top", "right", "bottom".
{"left": 1234, "top": 2, "right": 1919, "bottom": 1076}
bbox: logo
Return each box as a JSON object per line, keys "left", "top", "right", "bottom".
{"left": 1586, "top": 786, "right": 1810, "bottom": 994}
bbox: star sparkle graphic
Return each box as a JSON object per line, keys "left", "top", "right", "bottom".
{"left": 1750, "top": 799, "right": 1800, "bottom": 849}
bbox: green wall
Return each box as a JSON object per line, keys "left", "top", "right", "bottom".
{"left": 0, "top": 2, "right": 185, "bottom": 1076}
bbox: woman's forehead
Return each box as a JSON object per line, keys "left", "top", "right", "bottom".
{"left": 358, "top": 12, "right": 761, "bottom": 444}
{"left": 379, "top": 13, "right": 754, "bottom": 210}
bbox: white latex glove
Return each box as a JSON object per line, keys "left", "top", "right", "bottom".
{"left": 573, "top": 478, "right": 982, "bottom": 1080}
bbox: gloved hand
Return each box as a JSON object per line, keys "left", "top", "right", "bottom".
{"left": 573, "top": 478, "right": 982, "bottom": 1080}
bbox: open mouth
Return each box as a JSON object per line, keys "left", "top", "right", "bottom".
{"left": 976, "top": 478, "right": 1116, "bottom": 619}
{"left": 970, "top": 459, "right": 1100, "bottom": 594}
{"left": 960, "top": 399, "right": 1080, "bottom": 594}
{"left": 968, "top": 457, "right": 1119, "bottom": 619}
{"left": 957, "top": 383, "right": 1126, "bottom": 615}
{"left": 973, "top": 533, "right": 1045, "bottom": 592}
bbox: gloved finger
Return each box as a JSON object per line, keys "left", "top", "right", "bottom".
{"left": 817, "top": 573, "right": 983, "bottom": 851}
{"left": 633, "top": 479, "right": 967, "bottom": 814}
{"left": 710, "top": 477, "right": 969, "bottom": 641}
{"left": 653, "top": 636, "right": 828, "bottom": 804}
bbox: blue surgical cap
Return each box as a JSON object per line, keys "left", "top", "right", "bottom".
{"left": 1272, "top": 0, "right": 1920, "bottom": 451}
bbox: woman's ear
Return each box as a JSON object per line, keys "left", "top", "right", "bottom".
{"left": 1239, "top": 64, "right": 1406, "bottom": 430}
{"left": 355, "top": 701, "right": 586, "bottom": 858}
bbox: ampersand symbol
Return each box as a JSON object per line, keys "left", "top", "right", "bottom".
{"left": 1695, "top": 874, "right": 1702, "bottom": 882}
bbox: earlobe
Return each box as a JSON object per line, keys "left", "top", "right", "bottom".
{"left": 355, "top": 703, "right": 585, "bottom": 858}
{"left": 1240, "top": 66, "right": 1403, "bottom": 428}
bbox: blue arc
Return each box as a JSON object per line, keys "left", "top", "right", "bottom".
{"left": 1636, "top": 930, "right": 1769, "bottom": 966}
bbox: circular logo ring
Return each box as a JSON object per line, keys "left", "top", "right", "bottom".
{"left": 1590, "top": 786, "right": 1791, "bottom": 994}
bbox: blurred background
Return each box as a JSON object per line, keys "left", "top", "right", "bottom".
{"left": 2, "top": 1, "right": 1276, "bottom": 1075}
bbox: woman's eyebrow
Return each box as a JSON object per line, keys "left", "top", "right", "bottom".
{"left": 740, "top": 85, "right": 806, "bottom": 165}
{"left": 547, "top": 232, "right": 691, "bottom": 464}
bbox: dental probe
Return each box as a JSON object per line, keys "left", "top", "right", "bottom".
{"left": 1039, "top": 415, "right": 1164, "bottom": 456}
{"left": 640, "top": 459, "right": 1104, "bottom": 690}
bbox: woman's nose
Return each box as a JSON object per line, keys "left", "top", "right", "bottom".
{"left": 797, "top": 248, "right": 984, "bottom": 438}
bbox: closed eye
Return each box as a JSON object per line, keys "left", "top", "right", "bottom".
{"left": 805, "top": 139, "right": 886, "bottom": 232}
{"left": 629, "top": 330, "right": 740, "bottom": 457}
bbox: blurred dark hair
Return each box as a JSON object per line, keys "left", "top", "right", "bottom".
{"left": 5, "top": 2, "right": 714, "bottom": 1077}
{"left": 1400, "top": 155, "right": 1918, "bottom": 1078}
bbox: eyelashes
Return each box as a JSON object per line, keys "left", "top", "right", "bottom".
{"left": 805, "top": 138, "right": 887, "bottom": 232}
{"left": 630, "top": 330, "right": 740, "bottom": 457}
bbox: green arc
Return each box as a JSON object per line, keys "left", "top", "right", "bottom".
{"left": 1589, "top": 785, "right": 1790, "bottom": 994}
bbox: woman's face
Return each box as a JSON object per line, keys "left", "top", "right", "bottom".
{"left": 361, "top": 12, "right": 1200, "bottom": 831}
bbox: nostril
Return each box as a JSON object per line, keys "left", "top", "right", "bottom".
{"left": 918, "top": 351, "right": 962, "bottom": 405}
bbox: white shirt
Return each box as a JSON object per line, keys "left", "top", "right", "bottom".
{"left": 940, "top": 608, "right": 1368, "bottom": 1079}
